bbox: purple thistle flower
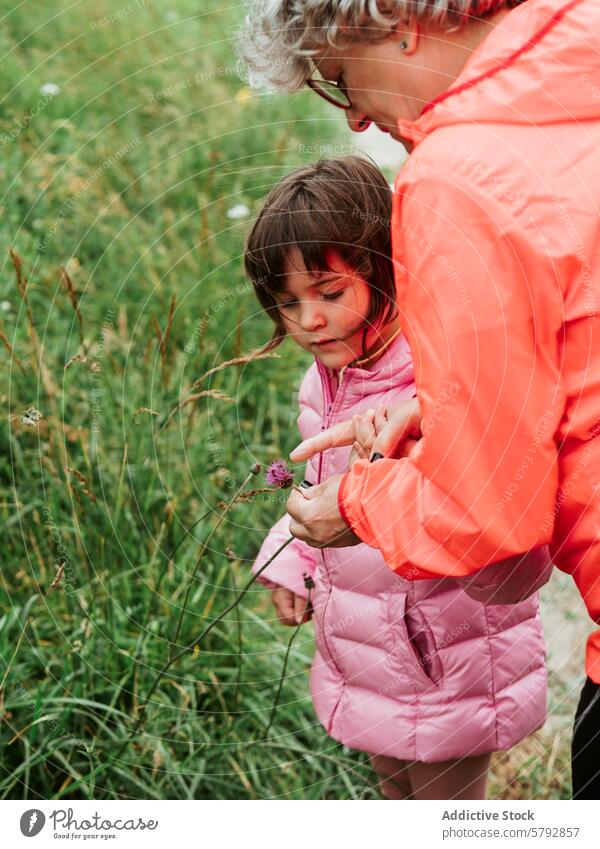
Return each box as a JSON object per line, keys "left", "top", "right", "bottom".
{"left": 265, "top": 460, "right": 295, "bottom": 490}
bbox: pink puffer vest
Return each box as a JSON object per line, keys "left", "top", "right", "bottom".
{"left": 252, "top": 333, "right": 547, "bottom": 762}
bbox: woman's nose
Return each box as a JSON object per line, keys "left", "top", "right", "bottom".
{"left": 346, "top": 109, "right": 372, "bottom": 133}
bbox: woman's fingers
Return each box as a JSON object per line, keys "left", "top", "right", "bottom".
{"left": 370, "top": 397, "right": 422, "bottom": 459}
{"left": 289, "top": 419, "right": 355, "bottom": 462}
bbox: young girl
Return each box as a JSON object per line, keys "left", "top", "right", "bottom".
{"left": 244, "top": 157, "right": 548, "bottom": 800}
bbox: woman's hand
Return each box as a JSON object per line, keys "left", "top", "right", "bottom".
{"left": 286, "top": 473, "right": 362, "bottom": 548}
{"left": 290, "top": 397, "right": 422, "bottom": 466}
{"left": 271, "top": 586, "right": 313, "bottom": 626}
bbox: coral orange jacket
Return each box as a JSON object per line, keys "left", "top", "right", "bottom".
{"left": 338, "top": 0, "right": 600, "bottom": 681}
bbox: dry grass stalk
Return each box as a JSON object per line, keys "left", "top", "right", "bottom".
{"left": 47, "top": 563, "right": 65, "bottom": 594}
{"left": 9, "top": 249, "right": 28, "bottom": 304}
{"left": 151, "top": 314, "right": 164, "bottom": 359}
{"left": 152, "top": 748, "right": 162, "bottom": 779}
{"left": 133, "top": 407, "right": 160, "bottom": 418}
{"left": 161, "top": 388, "right": 234, "bottom": 430}
{"left": 9, "top": 249, "right": 58, "bottom": 398}
{"left": 234, "top": 310, "right": 242, "bottom": 358}
{"left": 118, "top": 305, "right": 128, "bottom": 341}
{"left": 191, "top": 349, "right": 280, "bottom": 390}
{"left": 152, "top": 295, "right": 176, "bottom": 389}
{"left": 68, "top": 467, "right": 96, "bottom": 502}
{"left": 163, "top": 294, "right": 176, "bottom": 356}
{"left": 215, "top": 487, "right": 272, "bottom": 509}
{"left": 59, "top": 266, "right": 86, "bottom": 352}
{"left": 0, "top": 624, "right": 29, "bottom": 695}
{"left": 64, "top": 352, "right": 87, "bottom": 371}
{"left": 0, "top": 327, "right": 26, "bottom": 374}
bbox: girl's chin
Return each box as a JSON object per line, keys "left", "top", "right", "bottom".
{"left": 313, "top": 349, "right": 355, "bottom": 368}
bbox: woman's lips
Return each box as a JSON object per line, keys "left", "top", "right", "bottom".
{"left": 312, "top": 338, "right": 337, "bottom": 347}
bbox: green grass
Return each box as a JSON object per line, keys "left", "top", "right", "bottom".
{"left": 0, "top": 0, "right": 380, "bottom": 800}
{"left": 0, "top": 0, "right": 569, "bottom": 800}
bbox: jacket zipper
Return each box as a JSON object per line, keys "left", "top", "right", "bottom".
{"left": 316, "top": 365, "right": 350, "bottom": 714}
{"left": 316, "top": 361, "right": 335, "bottom": 486}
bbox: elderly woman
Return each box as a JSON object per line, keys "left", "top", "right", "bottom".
{"left": 239, "top": 0, "right": 600, "bottom": 798}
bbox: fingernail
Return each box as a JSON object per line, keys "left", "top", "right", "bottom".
{"left": 370, "top": 452, "right": 384, "bottom": 462}
{"left": 295, "top": 613, "right": 302, "bottom": 624}
{"left": 300, "top": 479, "right": 314, "bottom": 488}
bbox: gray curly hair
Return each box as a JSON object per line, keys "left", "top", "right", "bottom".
{"left": 237, "top": 0, "right": 517, "bottom": 90}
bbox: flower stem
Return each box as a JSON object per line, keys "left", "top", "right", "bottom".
{"left": 261, "top": 586, "right": 313, "bottom": 740}
{"left": 87, "top": 536, "right": 296, "bottom": 780}
{"left": 169, "top": 468, "right": 258, "bottom": 658}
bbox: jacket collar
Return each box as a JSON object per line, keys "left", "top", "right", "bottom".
{"left": 396, "top": 0, "right": 586, "bottom": 148}
{"left": 314, "top": 330, "right": 415, "bottom": 405}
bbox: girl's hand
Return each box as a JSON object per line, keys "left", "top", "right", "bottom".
{"left": 271, "top": 586, "right": 313, "bottom": 626}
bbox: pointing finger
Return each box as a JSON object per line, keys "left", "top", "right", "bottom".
{"left": 289, "top": 418, "right": 355, "bottom": 461}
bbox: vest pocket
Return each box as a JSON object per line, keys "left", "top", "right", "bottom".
{"left": 385, "top": 591, "right": 442, "bottom": 692}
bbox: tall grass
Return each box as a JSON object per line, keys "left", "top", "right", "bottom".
{"left": 0, "top": 0, "right": 570, "bottom": 800}
{"left": 0, "top": 0, "right": 379, "bottom": 800}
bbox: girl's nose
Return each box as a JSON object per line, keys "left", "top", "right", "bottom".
{"left": 346, "top": 109, "right": 372, "bottom": 133}
{"left": 299, "top": 301, "right": 325, "bottom": 332}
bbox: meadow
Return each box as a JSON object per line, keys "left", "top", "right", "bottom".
{"left": 0, "top": 0, "right": 577, "bottom": 799}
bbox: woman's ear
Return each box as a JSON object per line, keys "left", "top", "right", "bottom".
{"left": 391, "top": 17, "right": 419, "bottom": 55}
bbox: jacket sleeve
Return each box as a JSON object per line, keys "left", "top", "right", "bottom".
{"left": 338, "top": 169, "right": 564, "bottom": 584}
{"left": 252, "top": 367, "right": 322, "bottom": 599}
{"left": 251, "top": 512, "right": 319, "bottom": 600}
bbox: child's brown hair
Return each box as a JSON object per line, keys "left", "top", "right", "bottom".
{"left": 244, "top": 156, "right": 397, "bottom": 354}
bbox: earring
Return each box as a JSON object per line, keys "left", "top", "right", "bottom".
{"left": 400, "top": 40, "right": 408, "bottom": 50}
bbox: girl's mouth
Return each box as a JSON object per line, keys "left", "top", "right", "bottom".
{"left": 312, "top": 338, "right": 337, "bottom": 348}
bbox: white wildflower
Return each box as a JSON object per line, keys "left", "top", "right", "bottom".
{"left": 226, "top": 204, "right": 250, "bottom": 220}
{"left": 40, "top": 83, "right": 60, "bottom": 98}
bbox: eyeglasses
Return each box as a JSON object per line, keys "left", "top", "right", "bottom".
{"left": 306, "top": 72, "right": 351, "bottom": 110}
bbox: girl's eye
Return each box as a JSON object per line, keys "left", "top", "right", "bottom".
{"left": 278, "top": 291, "right": 343, "bottom": 308}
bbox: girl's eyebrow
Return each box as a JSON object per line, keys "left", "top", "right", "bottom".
{"left": 312, "top": 273, "right": 344, "bottom": 284}
{"left": 278, "top": 274, "right": 345, "bottom": 295}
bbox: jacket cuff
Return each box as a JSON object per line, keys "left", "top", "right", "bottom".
{"left": 337, "top": 470, "right": 354, "bottom": 531}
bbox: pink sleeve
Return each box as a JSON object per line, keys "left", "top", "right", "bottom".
{"left": 251, "top": 513, "right": 319, "bottom": 600}
{"left": 252, "top": 366, "right": 322, "bottom": 598}
{"left": 453, "top": 546, "right": 553, "bottom": 604}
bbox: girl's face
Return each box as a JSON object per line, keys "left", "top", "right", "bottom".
{"left": 275, "top": 248, "right": 388, "bottom": 370}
